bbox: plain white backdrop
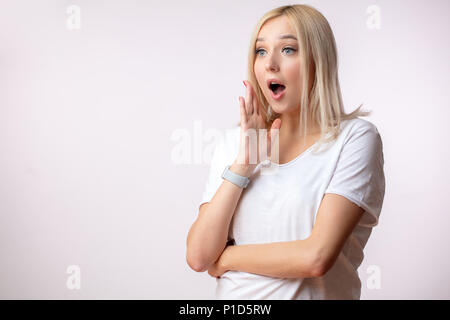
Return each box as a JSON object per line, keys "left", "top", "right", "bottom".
{"left": 0, "top": 0, "right": 449, "bottom": 299}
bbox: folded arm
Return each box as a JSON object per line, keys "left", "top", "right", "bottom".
{"left": 221, "top": 238, "right": 320, "bottom": 278}
{"left": 216, "top": 193, "right": 365, "bottom": 278}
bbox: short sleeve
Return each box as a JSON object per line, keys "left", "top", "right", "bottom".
{"left": 198, "top": 128, "right": 239, "bottom": 211}
{"left": 325, "top": 123, "right": 386, "bottom": 227}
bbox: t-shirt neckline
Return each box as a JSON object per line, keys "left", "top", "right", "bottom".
{"left": 266, "top": 121, "right": 350, "bottom": 168}
{"left": 268, "top": 138, "right": 321, "bottom": 168}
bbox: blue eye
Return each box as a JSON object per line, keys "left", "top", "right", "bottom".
{"left": 283, "top": 47, "right": 296, "bottom": 54}
{"left": 255, "top": 47, "right": 297, "bottom": 56}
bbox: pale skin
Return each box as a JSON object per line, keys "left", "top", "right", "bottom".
{"left": 206, "top": 15, "right": 365, "bottom": 279}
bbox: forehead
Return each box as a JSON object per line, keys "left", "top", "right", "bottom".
{"left": 257, "top": 15, "right": 296, "bottom": 40}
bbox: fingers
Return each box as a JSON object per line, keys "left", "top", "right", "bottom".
{"left": 242, "top": 80, "right": 261, "bottom": 126}
{"left": 269, "top": 118, "right": 282, "bottom": 141}
{"left": 248, "top": 83, "right": 254, "bottom": 115}
{"left": 244, "top": 81, "right": 253, "bottom": 115}
{"left": 268, "top": 118, "right": 281, "bottom": 159}
{"left": 246, "top": 81, "right": 260, "bottom": 116}
{"left": 239, "top": 96, "right": 247, "bottom": 128}
{"left": 254, "top": 91, "right": 260, "bottom": 116}
{"left": 271, "top": 118, "right": 282, "bottom": 130}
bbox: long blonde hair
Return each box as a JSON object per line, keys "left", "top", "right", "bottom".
{"left": 238, "top": 4, "right": 371, "bottom": 153}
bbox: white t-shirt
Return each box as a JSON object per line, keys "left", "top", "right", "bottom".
{"left": 198, "top": 117, "right": 386, "bottom": 300}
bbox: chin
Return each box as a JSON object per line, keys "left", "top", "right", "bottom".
{"left": 272, "top": 103, "right": 298, "bottom": 115}
{"left": 270, "top": 102, "right": 287, "bottom": 112}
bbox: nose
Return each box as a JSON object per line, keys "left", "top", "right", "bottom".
{"left": 266, "top": 61, "right": 280, "bottom": 72}
{"left": 265, "top": 54, "right": 280, "bottom": 72}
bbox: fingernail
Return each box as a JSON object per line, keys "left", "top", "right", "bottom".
{"left": 243, "top": 80, "right": 247, "bottom": 88}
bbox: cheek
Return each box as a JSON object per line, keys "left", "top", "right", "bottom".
{"left": 285, "top": 61, "right": 302, "bottom": 84}
{"left": 254, "top": 62, "right": 263, "bottom": 79}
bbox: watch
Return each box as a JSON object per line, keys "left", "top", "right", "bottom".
{"left": 221, "top": 165, "right": 250, "bottom": 188}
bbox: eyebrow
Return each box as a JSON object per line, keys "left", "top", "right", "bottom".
{"left": 256, "top": 34, "right": 298, "bottom": 42}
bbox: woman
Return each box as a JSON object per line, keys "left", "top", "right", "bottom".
{"left": 186, "top": 4, "right": 385, "bottom": 300}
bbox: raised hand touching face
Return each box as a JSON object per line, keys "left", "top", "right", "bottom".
{"left": 236, "top": 80, "right": 282, "bottom": 168}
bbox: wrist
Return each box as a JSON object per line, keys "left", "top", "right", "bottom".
{"left": 220, "top": 245, "right": 235, "bottom": 272}
{"left": 230, "top": 161, "right": 255, "bottom": 178}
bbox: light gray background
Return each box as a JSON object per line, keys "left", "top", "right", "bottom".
{"left": 0, "top": 0, "right": 449, "bottom": 299}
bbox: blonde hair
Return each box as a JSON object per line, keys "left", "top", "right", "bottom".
{"left": 238, "top": 4, "right": 371, "bottom": 154}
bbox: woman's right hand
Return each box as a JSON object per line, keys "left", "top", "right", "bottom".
{"left": 233, "top": 80, "right": 282, "bottom": 177}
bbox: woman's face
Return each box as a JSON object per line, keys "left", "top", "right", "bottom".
{"left": 254, "top": 15, "right": 303, "bottom": 115}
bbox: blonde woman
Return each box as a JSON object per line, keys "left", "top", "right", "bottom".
{"left": 186, "top": 4, "right": 385, "bottom": 300}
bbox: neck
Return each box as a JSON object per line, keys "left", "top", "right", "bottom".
{"left": 278, "top": 108, "right": 320, "bottom": 144}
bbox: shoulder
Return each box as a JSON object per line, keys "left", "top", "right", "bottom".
{"left": 342, "top": 118, "right": 384, "bottom": 161}
{"left": 345, "top": 118, "right": 380, "bottom": 135}
{"left": 336, "top": 118, "right": 383, "bottom": 160}
{"left": 340, "top": 118, "right": 381, "bottom": 144}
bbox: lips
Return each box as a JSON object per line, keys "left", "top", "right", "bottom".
{"left": 266, "top": 78, "right": 286, "bottom": 100}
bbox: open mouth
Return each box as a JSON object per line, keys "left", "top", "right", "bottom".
{"left": 269, "top": 83, "right": 286, "bottom": 95}
{"left": 267, "top": 80, "right": 286, "bottom": 100}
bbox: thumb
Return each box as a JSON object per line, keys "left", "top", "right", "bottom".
{"left": 269, "top": 118, "right": 282, "bottom": 140}
{"left": 271, "top": 118, "right": 281, "bottom": 132}
{"left": 268, "top": 118, "right": 281, "bottom": 157}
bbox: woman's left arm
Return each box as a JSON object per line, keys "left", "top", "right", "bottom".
{"left": 208, "top": 193, "right": 364, "bottom": 279}
{"left": 208, "top": 238, "right": 319, "bottom": 279}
